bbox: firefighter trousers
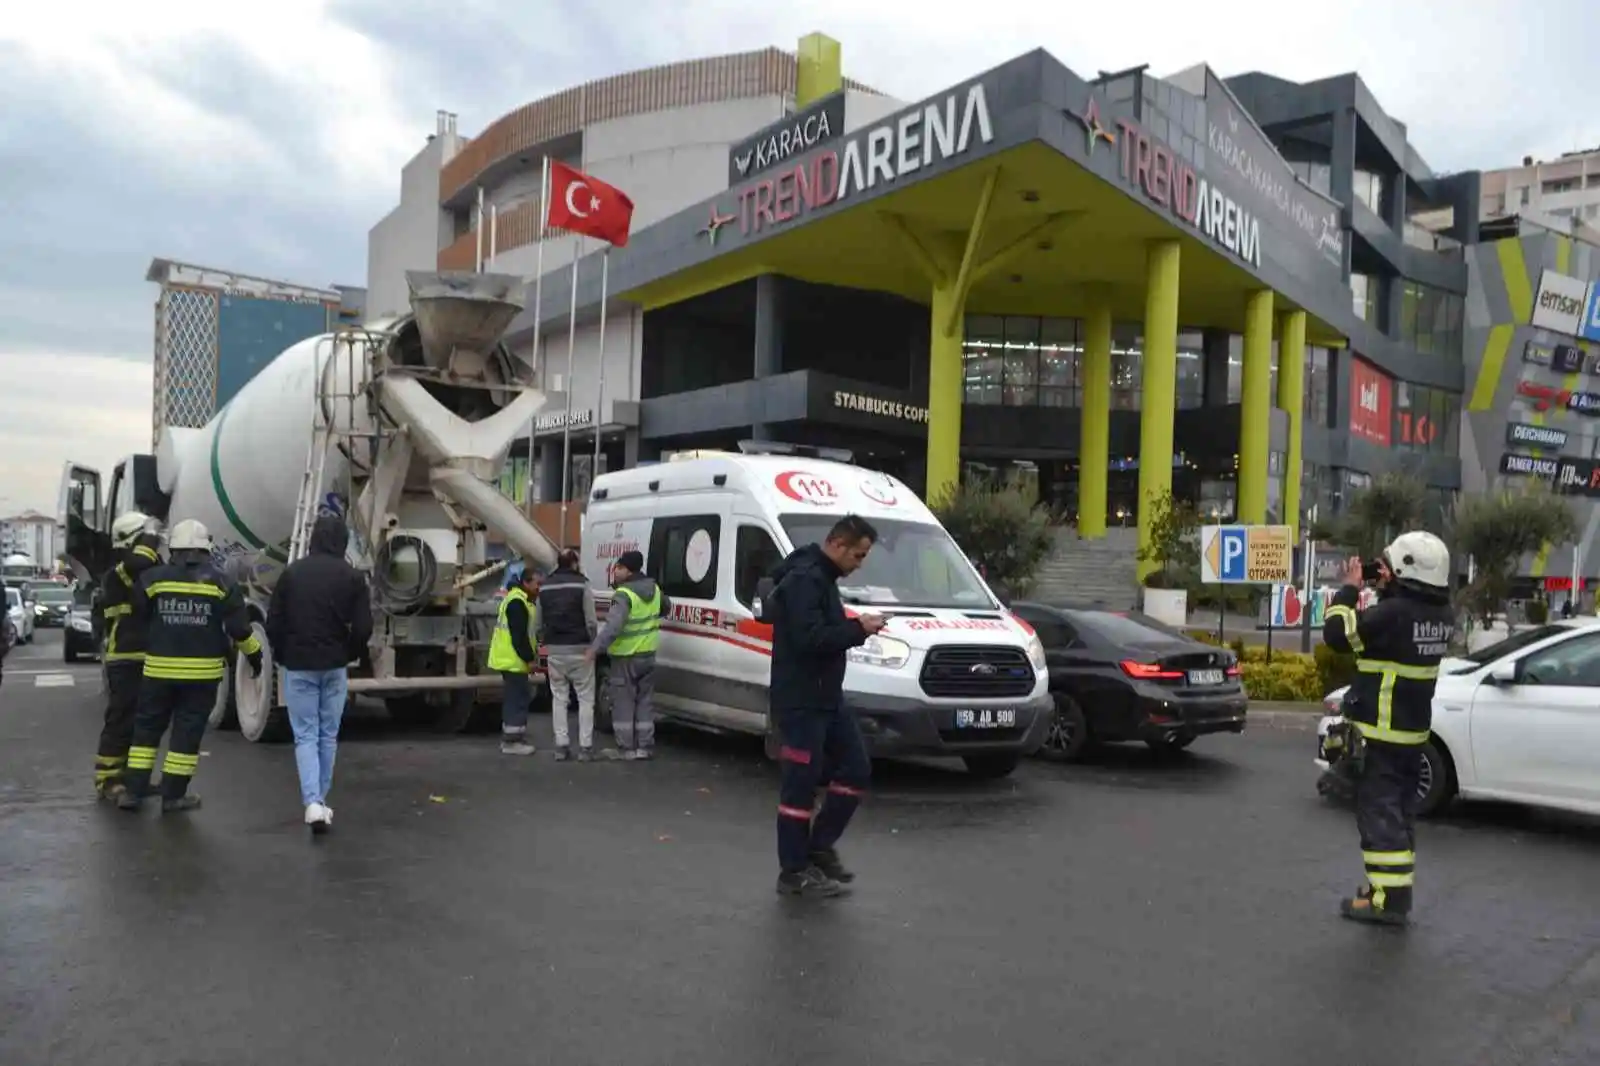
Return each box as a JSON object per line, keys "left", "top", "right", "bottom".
{"left": 123, "top": 679, "right": 218, "bottom": 801}
{"left": 94, "top": 663, "right": 143, "bottom": 790}
{"left": 1354, "top": 740, "right": 1422, "bottom": 915}
{"left": 774, "top": 707, "right": 870, "bottom": 873}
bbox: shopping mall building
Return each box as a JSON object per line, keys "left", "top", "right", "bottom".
{"left": 370, "top": 35, "right": 1600, "bottom": 573}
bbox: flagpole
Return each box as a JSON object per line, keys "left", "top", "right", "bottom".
{"left": 557, "top": 238, "right": 580, "bottom": 541}
{"left": 525, "top": 156, "right": 550, "bottom": 507}
{"left": 489, "top": 203, "right": 498, "bottom": 263}
{"left": 474, "top": 187, "right": 485, "bottom": 272}
{"left": 592, "top": 248, "right": 610, "bottom": 480}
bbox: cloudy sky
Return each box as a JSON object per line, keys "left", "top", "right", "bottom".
{"left": 0, "top": 0, "right": 1593, "bottom": 515}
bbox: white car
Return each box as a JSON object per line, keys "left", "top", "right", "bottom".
{"left": 1316, "top": 617, "right": 1600, "bottom": 817}
{"left": 6, "top": 586, "right": 34, "bottom": 645}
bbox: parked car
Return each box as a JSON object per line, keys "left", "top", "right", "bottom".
{"left": 1315, "top": 616, "right": 1600, "bottom": 817}
{"left": 6, "top": 586, "right": 34, "bottom": 645}
{"left": 1008, "top": 602, "right": 1246, "bottom": 761}
{"left": 63, "top": 585, "right": 100, "bottom": 663}
{"left": 30, "top": 583, "right": 73, "bottom": 628}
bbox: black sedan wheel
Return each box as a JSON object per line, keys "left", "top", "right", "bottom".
{"left": 1040, "top": 693, "right": 1092, "bottom": 763}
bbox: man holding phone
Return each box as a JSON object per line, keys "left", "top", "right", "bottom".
{"left": 766, "top": 514, "right": 887, "bottom": 898}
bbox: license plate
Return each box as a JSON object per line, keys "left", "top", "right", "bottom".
{"left": 954, "top": 708, "right": 1017, "bottom": 729}
{"left": 1188, "top": 669, "right": 1225, "bottom": 686}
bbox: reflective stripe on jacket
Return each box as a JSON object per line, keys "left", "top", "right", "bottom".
{"left": 610, "top": 586, "right": 661, "bottom": 657}
{"left": 1322, "top": 583, "right": 1454, "bottom": 745}
{"left": 133, "top": 564, "right": 258, "bottom": 683}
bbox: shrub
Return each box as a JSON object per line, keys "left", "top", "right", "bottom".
{"left": 931, "top": 475, "right": 1062, "bottom": 598}
{"left": 1525, "top": 599, "right": 1550, "bottom": 625}
{"left": 1239, "top": 657, "right": 1322, "bottom": 701}
{"left": 1136, "top": 490, "right": 1200, "bottom": 588}
{"left": 1451, "top": 484, "right": 1578, "bottom": 626}
{"left": 1313, "top": 642, "right": 1357, "bottom": 696}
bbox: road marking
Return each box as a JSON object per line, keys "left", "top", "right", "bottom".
{"left": 33, "top": 674, "right": 75, "bottom": 688}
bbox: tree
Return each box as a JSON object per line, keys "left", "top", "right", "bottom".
{"left": 930, "top": 475, "right": 1061, "bottom": 598}
{"left": 1309, "top": 472, "right": 1429, "bottom": 557}
{"left": 1450, "top": 484, "right": 1579, "bottom": 626}
{"left": 1136, "top": 490, "right": 1200, "bottom": 589}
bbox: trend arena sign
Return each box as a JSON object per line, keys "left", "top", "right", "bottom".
{"left": 1113, "top": 116, "right": 1262, "bottom": 269}
{"left": 705, "top": 83, "right": 995, "bottom": 241}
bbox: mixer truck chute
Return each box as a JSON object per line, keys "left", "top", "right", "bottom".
{"left": 58, "top": 271, "right": 563, "bottom": 742}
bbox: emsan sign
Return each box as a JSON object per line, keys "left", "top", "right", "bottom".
{"left": 1114, "top": 117, "right": 1262, "bottom": 269}
{"left": 709, "top": 83, "right": 994, "bottom": 240}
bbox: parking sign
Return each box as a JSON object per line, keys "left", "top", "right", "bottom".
{"left": 1200, "top": 525, "right": 1293, "bottom": 584}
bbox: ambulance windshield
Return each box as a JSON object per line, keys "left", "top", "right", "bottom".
{"left": 779, "top": 515, "right": 994, "bottom": 609}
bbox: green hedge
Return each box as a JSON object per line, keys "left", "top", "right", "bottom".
{"left": 1188, "top": 630, "right": 1355, "bottom": 701}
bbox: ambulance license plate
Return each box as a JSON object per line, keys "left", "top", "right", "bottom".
{"left": 954, "top": 708, "right": 1017, "bottom": 729}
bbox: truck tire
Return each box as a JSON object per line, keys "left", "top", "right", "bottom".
{"left": 209, "top": 656, "right": 241, "bottom": 731}
{"left": 235, "top": 621, "right": 291, "bottom": 743}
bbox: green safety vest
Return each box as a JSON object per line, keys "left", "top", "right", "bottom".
{"left": 488, "top": 587, "right": 536, "bottom": 673}
{"left": 610, "top": 586, "right": 661, "bottom": 658}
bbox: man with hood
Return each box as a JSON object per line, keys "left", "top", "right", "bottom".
{"left": 267, "top": 513, "right": 373, "bottom": 833}
{"left": 766, "top": 514, "right": 887, "bottom": 897}
{"left": 586, "top": 549, "right": 668, "bottom": 759}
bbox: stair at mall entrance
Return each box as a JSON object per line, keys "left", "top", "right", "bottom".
{"left": 1024, "top": 527, "right": 1141, "bottom": 611}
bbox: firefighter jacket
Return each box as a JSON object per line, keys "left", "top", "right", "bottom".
{"left": 131, "top": 555, "right": 259, "bottom": 683}
{"left": 97, "top": 533, "right": 163, "bottom": 664}
{"left": 1322, "top": 582, "right": 1455, "bottom": 746}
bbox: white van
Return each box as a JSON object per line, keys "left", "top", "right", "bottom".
{"left": 580, "top": 446, "right": 1052, "bottom": 777}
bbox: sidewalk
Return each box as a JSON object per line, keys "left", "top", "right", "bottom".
{"left": 1248, "top": 699, "right": 1326, "bottom": 731}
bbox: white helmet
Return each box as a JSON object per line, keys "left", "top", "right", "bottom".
{"left": 111, "top": 512, "right": 151, "bottom": 549}
{"left": 168, "top": 519, "right": 213, "bottom": 553}
{"left": 1384, "top": 531, "right": 1450, "bottom": 591}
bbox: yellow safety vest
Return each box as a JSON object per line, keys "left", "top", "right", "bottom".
{"left": 487, "top": 587, "right": 535, "bottom": 673}
{"left": 610, "top": 586, "right": 661, "bottom": 658}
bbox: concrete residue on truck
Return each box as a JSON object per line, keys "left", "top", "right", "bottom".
{"left": 59, "top": 271, "right": 562, "bottom": 741}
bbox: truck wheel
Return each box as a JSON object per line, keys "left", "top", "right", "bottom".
{"left": 235, "top": 622, "right": 290, "bottom": 743}
{"left": 208, "top": 656, "right": 241, "bottom": 731}
{"left": 963, "top": 753, "right": 1022, "bottom": 779}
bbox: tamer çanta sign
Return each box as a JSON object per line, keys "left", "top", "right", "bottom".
{"left": 701, "top": 82, "right": 994, "bottom": 243}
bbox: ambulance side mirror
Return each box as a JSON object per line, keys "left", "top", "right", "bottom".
{"left": 752, "top": 577, "right": 776, "bottom": 620}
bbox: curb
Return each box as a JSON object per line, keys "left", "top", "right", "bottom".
{"left": 1249, "top": 707, "right": 1323, "bottom": 731}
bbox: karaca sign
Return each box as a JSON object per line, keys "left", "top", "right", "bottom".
{"left": 704, "top": 82, "right": 995, "bottom": 241}
{"left": 1113, "top": 116, "right": 1262, "bottom": 269}
{"left": 728, "top": 93, "right": 845, "bottom": 185}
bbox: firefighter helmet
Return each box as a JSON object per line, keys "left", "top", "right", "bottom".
{"left": 111, "top": 512, "right": 152, "bottom": 549}
{"left": 168, "top": 519, "right": 214, "bottom": 553}
{"left": 1383, "top": 531, "right": 1450, "bottom": 592}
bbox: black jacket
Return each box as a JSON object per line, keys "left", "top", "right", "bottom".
{"left": 1323, "top": 582, "right": 1455, "bottom": 745}
{"left": 132, "top": 555, "right": 256, "bottom": 680}
{"left": 537, "top": 565, "right": 595, "bottom": 647}
{"left": 267, "top": 515, "right": 373, "bottom": 671}
{"left": 96, "top": 533, "right": 163, "bottom": 662}
{"left": 767, "top": 544, "right": 868, "bottom": 715}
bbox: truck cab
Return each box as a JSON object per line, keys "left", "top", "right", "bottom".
{"left": 57, "top": 455, "right": 169, "bottom": 581}
{"left": 580, "top": 443, "right": 1052, "bottom": 777}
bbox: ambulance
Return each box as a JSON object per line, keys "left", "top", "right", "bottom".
{"left": 580, "top": 444, "right": 1053, "bottom": 777}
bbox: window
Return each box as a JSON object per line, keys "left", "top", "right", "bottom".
{"left": 1112, "top": 324, "right": 1143, "bottom": 410}
{"left": 1350, "top": 273, "right": 1380, "bottom": 326}
{"left": 1519, "top": 633, "right": 1600, "bottom": 687}
{"left": 1304, "top": 346, "right": 1333, "bottom": 428}
{"left": 962, "top": 315, "right": 1005, "bottom": 405}
{"left": 1038, "top": 316, "right": 1079, "bottom": 408}
{"left": 1176, "top": 331, "right": 1204, "bottom": 410}
{"left": 649, "top": 515, "right": 721, "bottom": 600}
{"left": 1003, "top": 315, "right": 1041, "bottom": 406}
{"left": 777, "top": 514, "right": 992, "bottom": 609}
{"left": 1353, "top": 169, "right": 1385, "bottom": 214}
{"left": 733, "top": 525, "right": 783, "bottom": 608}
{"left": 1012, "top": 606, "right": 1077, "bottom": 648}
{"left": 1398, "top": 282, "right": 1463, "bottom": 357}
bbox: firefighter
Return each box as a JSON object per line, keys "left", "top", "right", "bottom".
{"left": 117, "top": 520, "right": 262, "bottom": 814}
{"left": 92, "top": 512, "right": 164, "bottom": 799}
{"left": 1321, "top": 531, "right": 1455, "bottom": 926}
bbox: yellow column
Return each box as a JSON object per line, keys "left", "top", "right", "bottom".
{"left": 1078, "top": 298, "right": 1113, "bottom": 538}
{"left": 926, "top": 282, "right": 965, "bottom": 504}
{"left": 1277, "top": 310, "right": 1307, "bottom": 538}
{"left": 1237, "top": 289, "right": 1275, "bottom": 525}
{"left": 796, "top": 33, "right": 842, "bottom": 108}
{"left": 1136, "top": 241, "right": 1180, "bottom": 582}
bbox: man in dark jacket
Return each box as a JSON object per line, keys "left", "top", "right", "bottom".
{"left": 767, "top": 514, "right": 886, "bottom": 897}
{"left": 266, "top": 514, "right": 372, "bottom": 833}
{"left": 539, "top": 548, "right": 598, "bottom": 761}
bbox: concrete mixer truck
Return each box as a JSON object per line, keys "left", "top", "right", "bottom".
{"left": 58, "top": 271, "right": 561, "bottom": 741}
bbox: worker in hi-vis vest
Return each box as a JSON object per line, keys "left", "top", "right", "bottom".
{"left": 586, "top": 550, "right": 667, "bottom": 760}
{"left": 488, "top": 563, "right": 541, "bottom": 756}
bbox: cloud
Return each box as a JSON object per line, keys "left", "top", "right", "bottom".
{"left": 0, "top": 352, "right": 152, "bottom": 516}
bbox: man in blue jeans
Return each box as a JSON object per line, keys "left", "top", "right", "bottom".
{"left": 267, "top": 513, "right": 372, "bottom": 834}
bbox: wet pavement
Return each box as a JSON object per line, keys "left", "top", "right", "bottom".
{"left": 4, "top": 630, "right": 1600, "bottom": 1066}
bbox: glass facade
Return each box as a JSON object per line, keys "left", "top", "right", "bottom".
{"left": 1399, "top": 281, "right": 1464, "bottom": 357}
{"left": 1353, "top": 169, "right": 1386, "bottom": 214}
{"left": 962, "top": 315, "right": 1205, "bottom": 411}
{"left": 1393, "top": 382, "right": 1461, "bottom": 456}
{"left": 1350, "top": 273, "right": 1380, "bottom": 326}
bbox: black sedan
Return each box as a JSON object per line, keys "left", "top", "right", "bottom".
{"left": 1007, "top": 602, "right": 1247, "bottom": 761}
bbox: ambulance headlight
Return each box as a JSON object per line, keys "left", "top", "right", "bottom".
{"left": 848, "top": 634, "right": 911, "bottom": 670}
{"left": 1024, "top": 633, "right": 1046, "bottom": 671}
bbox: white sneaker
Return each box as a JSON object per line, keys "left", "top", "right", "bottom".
{"left": 304, "top": 803, "right": 331, "bottom": 833}
{"left": 321, "top": 805, "right": 334, "bottom": 826}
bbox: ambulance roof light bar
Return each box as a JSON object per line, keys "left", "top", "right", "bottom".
{"left": 735, "top": 440, "right": 856, "bottom": 464}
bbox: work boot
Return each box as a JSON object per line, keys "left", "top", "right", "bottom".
{"left": 116, "top": 791, "right": 144, "bottom": 813}
{"left": 1339, "top": 887, "right": 1408, "bottom": 927}
{"left": 809, "top": 847, "right": 856, "bottom": 884}
{"left": 161, "top": 795, "right": 202, "bottom": 814}
{"left": 777, "top": 865, "right": 846, "bottom": 898}
{"left": 96, "top": 780, "right": 127, "bottom": 802}
{"left": 552, "top": 745, "right": 572, "bottom": 762}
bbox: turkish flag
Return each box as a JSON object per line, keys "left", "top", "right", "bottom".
{"left": 545, "top": 161, "right": 635, "bottom": 247}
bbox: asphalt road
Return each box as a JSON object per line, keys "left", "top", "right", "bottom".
{"left": 4, "top": 630, "right": 1600, "bottom": 1066}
